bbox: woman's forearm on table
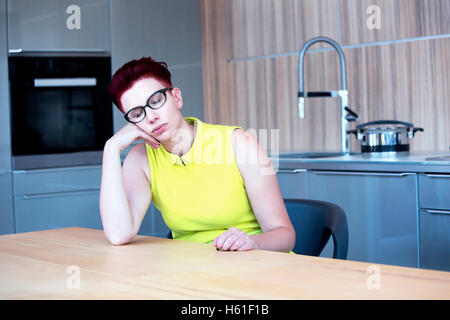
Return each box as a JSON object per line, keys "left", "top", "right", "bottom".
{"left": 99, "top": 141, "right": 135, "bottom": 244}
{"left": 250, "top": 226, "right": 296, "bottom": 253}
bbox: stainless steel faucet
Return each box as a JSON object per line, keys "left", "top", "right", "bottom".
{"left": 298, "top": 36, "right": 357, "bottom": 154}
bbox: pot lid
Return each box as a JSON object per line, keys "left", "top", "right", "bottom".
{"left": 362, "top": 125, "right": 410, "bottom": 133}
{"left": 356, "top": 120, "right": 414, "bottom": 132}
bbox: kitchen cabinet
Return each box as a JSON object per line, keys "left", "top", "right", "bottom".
{"left": 0, "top": 0, "right": 11, "bottom": 170}
{"left": 276, "top": 169, "right": 308, "bottom": 199}
{"left": 419, "top": 209, "right": 450, "bottom": 271}
{"left": 13, "top": 166, "right": 102, "bottom": 195}
{"left": 0, "top": 1, "right": 14, "bottom": 235}
{"left": 14, "top": 189, "right": 102, "bottom": 233}
{"left": 138, "top": 203, "right": 170, "bottom": 238}
{"left": 418, "top": 173, "right": 450, "bottom": 210}
{"left": 0, "top": 172, "right": 15, "bottom": 234}
{"left": 308, "top": 170, "right": 418, "bottom": 268}
{"left": 11, "top": 165, "right": 170, "bottom": 236}
{"left": 13, "top": 166, "right": 103, "bottom": 233}
{"left": 152, "top": 205, "right": 170, "bottom": 237}
{"left": 418, "top": 173, "right": 450, "bottom": 271}
{"left": 7, "top": 0, "right": 110, "bottom": 52}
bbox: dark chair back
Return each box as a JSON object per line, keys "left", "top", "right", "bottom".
{"left": 284, "top": 199, "right": 348, "bottom": 259}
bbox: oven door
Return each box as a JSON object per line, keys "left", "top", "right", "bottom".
{"left": 9, "top": 56, "right": 112, "bottom": 169}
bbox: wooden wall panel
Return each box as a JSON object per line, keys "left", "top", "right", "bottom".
{"left": 340, "top": 0, "right": 450, "bottom": 45}
{"left": 200, "top": 0, "right": 232, "bottom": 125}
{"left": 228, "top": 51, "right": 342, "bottom": 152}
{"left": 345, "top": 38, "right": 450, "bottom": 151}
{"left": 229, "top": 0, "right": 339, "bottom": 59}
{"left": 201, "top": 0, "right": 450, "bottom": 152}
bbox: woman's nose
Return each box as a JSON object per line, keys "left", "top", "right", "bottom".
{"left": 144, "top": 106, "right": 159, "bottom": 123}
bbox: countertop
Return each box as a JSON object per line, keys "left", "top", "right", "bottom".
{"left": 269, "top": 151, "right": 450, "bottom": 173}
{"left": 1, "top": 227, "right": 450, "bottom": 299}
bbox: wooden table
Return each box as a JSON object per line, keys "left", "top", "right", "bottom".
{"left": 1, "top": 227, "right": 449, "bottom": 299}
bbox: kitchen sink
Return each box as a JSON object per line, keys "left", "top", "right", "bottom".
{"left": 270, "top": 152, "right": 360, "bottom": 159}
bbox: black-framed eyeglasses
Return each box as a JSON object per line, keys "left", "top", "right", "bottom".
{"left": 124, "top": 87, "right": 173, "bottom": 123}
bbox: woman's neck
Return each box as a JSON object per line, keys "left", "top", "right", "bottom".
{"left": 161, "top": 119, "right": 196, "bottom": 156}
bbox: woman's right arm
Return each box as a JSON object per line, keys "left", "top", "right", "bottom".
{"left": 99, "top": 124, "right": 159, "bottom": 245}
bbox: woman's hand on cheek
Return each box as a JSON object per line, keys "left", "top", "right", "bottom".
{"left": 135, "top": 126, "right": 161, "bottom": 149}
{"left": 213, "top": 227, "right": 258, "bottom": 251}
{"left": 108, "top": 123, "right": 160, "bottom": 151}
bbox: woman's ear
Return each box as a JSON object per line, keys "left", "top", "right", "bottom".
{"left": 171, "top": 87, "right": 183, "bottom": 106}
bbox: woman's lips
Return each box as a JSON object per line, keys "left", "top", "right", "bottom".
{"left": 152, "top": 123, "right": 167, "bottom": 135}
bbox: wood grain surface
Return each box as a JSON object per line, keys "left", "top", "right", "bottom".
{"left": 1, "top": 227, "right": 449, "bottom": 299}
{"left": 228, "top": 0, "right": 339, "bottom": 59}
{"left": 340, "top": 0, "right": 450, "bottom": 45}
{"left": 201, "top": 0, "right": 450, "bottom": 152}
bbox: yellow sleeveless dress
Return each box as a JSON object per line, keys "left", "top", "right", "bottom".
{"left": 145, "top": 116, "right": 262, "bottom": 244}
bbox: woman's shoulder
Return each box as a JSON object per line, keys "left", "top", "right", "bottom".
{"left": 231, "top": 127, "right": 271, "bottom": 171}
{"left": 231, "top": 128, "right": 253, "bottom": 152}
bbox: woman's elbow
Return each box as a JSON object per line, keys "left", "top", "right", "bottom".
{"left": 287, "top": 226, "right": 296, "bottom": 251}
{"left": 105, "top": 231, "right": 135, "bottom": 246}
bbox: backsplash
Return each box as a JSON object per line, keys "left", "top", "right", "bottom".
{"left": 201, "top": 0, "right": 450, "bottom": 152}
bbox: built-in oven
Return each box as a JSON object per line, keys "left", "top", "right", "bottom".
{"left": 9, "top": 55, "right": 113, "bottom": 169}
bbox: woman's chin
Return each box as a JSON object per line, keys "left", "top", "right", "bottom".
{"left": 151, "top": 130, "right": 169, "bottom": 142}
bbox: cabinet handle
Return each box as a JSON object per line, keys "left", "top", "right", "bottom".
{"left": 423, "top": 209, "right": 450, "bottom": 215}
{"left": 423, "top": 173, "right": 450, "bottom": 179}
{"left": 14, "top": 165, "right": 102, "bottom": 174}
{"left": 9, "top": 48, "right": 108, "bottom": 54}
{"left": 34, "top": 78, "right": 97, "bottom": 87}
{"left": 312, "top": 171, "right": 415, "bottom": 177}
{"left": 17, "top": 189, "right": 99, "bottom": 200}
{"left": 277, "top": 169, "right": 307, "bottom": 174}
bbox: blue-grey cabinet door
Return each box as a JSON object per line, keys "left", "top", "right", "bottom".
{"left": 309, "top": 171, "right": 418, "bottom": 268}
{"left": 13, "top": 166, "right": 102, "bottom": 195}
{"left": 14, "top": 189, "right": 102, "bottom": 233}
{"left": 136, "top": 203, "right": 154, "bottom": 236}
{"left": 152, "top": 204, "right": 170, "bottom": 238}
{"left": 0, "top": 0, "right": 11, "bottom": 170}
{"left": 7, "top": 0, "right": 110, "bottom": 52}
{"left": 0, "top": 172, "right": 15, "bottom": 235}
{"left": 276, "top": 169, "right": 308, "bottom": 199}
{"left": 420, "top": 209, "right": 450, "bottom": 271}
{"left": 137, "top": 203, "right": 170, "bottom": 238}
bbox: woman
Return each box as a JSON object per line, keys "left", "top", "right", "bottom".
{"left": 100, "top": 57, "right": 295, "bottom": 252}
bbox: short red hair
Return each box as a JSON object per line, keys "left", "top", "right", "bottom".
{"left": 108, "top": 57, "right": 172, "bottom": 112}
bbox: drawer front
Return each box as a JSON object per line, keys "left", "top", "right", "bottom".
{"left": 14, "top": 166, "right": 102, "bottom": 195}
{"left": 420, "top": 209, "right": 450, "bottom": 271}
{"left": 419, "top": 173, "right": 450, "bottom": 210}
{"left": 14, "top": 189, "right": 102, "bottom": 233}
{"left": 276, "top": 169, "right": 308, "bottom": 199}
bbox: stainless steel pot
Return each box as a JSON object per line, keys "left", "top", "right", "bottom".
{"left": 347, "top": 120, "right": 423, "bottom": 153}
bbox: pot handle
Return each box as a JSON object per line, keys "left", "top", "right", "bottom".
{"left": 356, "top": 120, "right": 413, "bottom": 130}
{"left": 346, "top": 129, "right": 358, "bottom": 137}
{"left": 412, "top": 127, "right": 424, "bottom": 136}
